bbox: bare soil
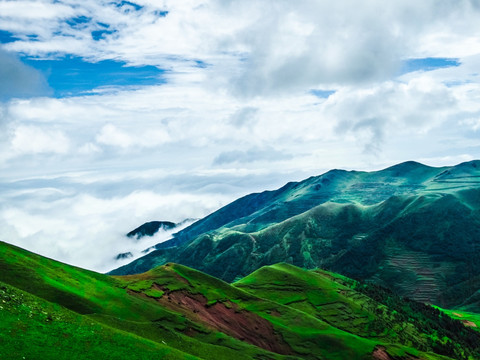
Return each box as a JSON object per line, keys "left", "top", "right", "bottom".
{"left": 462, "top": 320, "right": 477, "bottom": 327}
{"left": 372, "top": 346, "right": 421, "bottom": 360}
{"left": 157, "top": 288, "right": 293, "bottom": 355}
{"left": 372, "top": 346, "right": 394, "bottom": 360}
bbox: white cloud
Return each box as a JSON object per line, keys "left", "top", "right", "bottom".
{"left": 78, "top": 142, "right": 101, "bottom": 155}
{"left": 1, "top": 0, "right": 480, "bottom": 93}
{"left": 0, "top": 188, "right": 228, "bottom": 272}
{"left": 213, "top": 146, "right": 292, "bottom": 165}
{"left": 96, "top": 123, "right": 134, "bottom": 148}
{"left": 0, "top": 1, "right": 75, "bottom": 20}
{"left": 11, "top": 125, "right": 70, "bottom": 154}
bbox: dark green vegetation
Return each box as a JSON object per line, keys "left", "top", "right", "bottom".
{"left": 127, "top": 221, "right": 177, "bottom": 239}
{"left": 3, "top": 241, "right": 479, "bottom": 359}
{"left": 112, "top": 160, "right": 480, "bottom": 312}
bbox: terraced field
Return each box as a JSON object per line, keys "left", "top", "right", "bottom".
{"left": 377, "top": 243, "right": 456, "bottom": 304}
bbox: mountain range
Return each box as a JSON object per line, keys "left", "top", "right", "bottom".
{"left": 111, "top": 160, "right": 480, "bottom": 312}
{"left": 3, "top": 160, "right": 480, "bottom": 359}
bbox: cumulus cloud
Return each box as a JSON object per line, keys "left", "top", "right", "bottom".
{"left": 96, "top": 123, "right": 134, "bottom": 148}
{"left": 330, "top": 77, "right": 460, "bottom": 154}
{"left": 229, "top": 106, "right": 259, "bottom": 128}
{"left": 2, "top": 0, "right": 480, "bottom": 96}
{"left": 11, "top": 125, "right": 70, "bottom": 154}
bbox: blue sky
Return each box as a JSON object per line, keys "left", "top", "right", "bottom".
{"left": 400, "top": 57, "right": 461, "bottom": 74}
{"left": 1, "top": 0, "right": 480, "bottom": 271}
{"left": 22, "top": 56, "right": 166, "bottom": 97}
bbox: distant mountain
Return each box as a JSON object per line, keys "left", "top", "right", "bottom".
{"left": 115, "top": 251, "right": 133, "bottom": 260}
{"left": 126, "top": 220, "right": 177, "bottom": 239}
{"left": 111, "top": 160, "right": 480, "bottom": 311}
{"left": 115, "top": 219, "right": 198, "bottom": 262}
{"left": 1, "top": 241, "right": 478, "bottom": 360}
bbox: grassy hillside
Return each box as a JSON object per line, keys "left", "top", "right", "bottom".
{"left": 112, "top": 161, "right": 480, "bottom": 311}
{"left": 141, "top": 160, "right": 460, "bottom": 251}
{"left": 235, "top": 263, "right": 480, "bottom": 359}
{"left": 0, "top": 281, "right": 195, "bottom": 360}
{"left": 2, "top": 241, "right": 477, "bottom": 359}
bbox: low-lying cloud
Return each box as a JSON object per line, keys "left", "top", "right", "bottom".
{"left": 0, "top": 187, "right": 228, "bottom": 273}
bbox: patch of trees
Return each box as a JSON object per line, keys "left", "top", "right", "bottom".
{"left": 356, "top": 282, "right": 480, "bottom": 360}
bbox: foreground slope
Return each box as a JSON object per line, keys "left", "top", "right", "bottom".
{"left": 2, "top": 241, "right": 476, "bottom": 359}
{"left": 0, "top": 282, "right": 196, "bottom": 360}
{"left": 112, "top": 161, "right": 480, "bottom": 310}
{"left": 0, "top": 241, "right": 287, "bottom": 360}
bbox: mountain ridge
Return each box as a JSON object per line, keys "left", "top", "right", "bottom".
{"left": 111, "top": 160, "right": 480, "bottom": 311}
{"left": 127, "top": 220, "right": 178, "bottom": 239}
{"left": 150, "top": 160, "right": 449, "bottom": 250}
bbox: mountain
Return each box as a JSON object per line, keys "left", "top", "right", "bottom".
{"left": 111, "top": 160, "right": 480, "bottom": 311}
{"left": 115, "top": 251, "right": 133, "bottom": 260}
{"left": 127, "top": 221, "right": 178, "bottom": 239}
{"left": 114, "top": 219, "right": 199, "bottom": 262}
{"left": 1, "top": 241, "right": 479, "bottom": 359}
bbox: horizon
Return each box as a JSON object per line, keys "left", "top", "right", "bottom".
{"left": 1, "top": 0, "right": 480, "bottom": 272}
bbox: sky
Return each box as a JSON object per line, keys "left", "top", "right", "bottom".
{"left": 1, "top": 0, "right": 480, "bottom": 272}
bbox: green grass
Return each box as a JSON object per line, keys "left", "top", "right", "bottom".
{"left": 0, "top": 281, "right": 196, "bottom": 360}
{"left": 434, "top": 307, "right": 480, "bottom": 331}
{"left": 0, "top": 241, "right": 289, "bottom": 360}
{"left": 235, "top": 263, "right": 480, "bottom": 360}
{"left": 1, "top": 240, "right": 477, "bottom": 360}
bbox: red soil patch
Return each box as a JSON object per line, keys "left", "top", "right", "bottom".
{"left": 462, "top": 320, "right": 477, "bottom": 327}
{"left": 158, "top": 289, "right": 293, "bottom": 355}
{"left": 372, "top": 346, "right": 421, "bottom": 360}
{"left": 372, "top": 346, "right": 394, "bottom": 360}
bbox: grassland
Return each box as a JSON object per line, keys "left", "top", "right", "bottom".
{"left": 1, "top": 241, "right": 479, "bottom": 359}
{"left": 435, "top": 307, "right": 480, "bottom": 332}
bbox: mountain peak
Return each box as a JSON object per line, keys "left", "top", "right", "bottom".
{"left": 126, "top": 221, "right": 177, "bottom": 239}
{"left": 454, "top": 159, "right": 480, "bottom": 169}
{"left": 382, "top": 160, "right": 431, "bottom": 172}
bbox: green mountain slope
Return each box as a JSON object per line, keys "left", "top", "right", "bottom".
{"left": 2, "top": 241, "right": 478, "bottom": 359}
{"left": 0, "top": 241, "right": 287, "bottom": 360}
{"left": 0, "top": 282, "right": 196, "bottom": 360}
{"left": 235, "top": 263, "right": 480, "bottom": 359}
{"left": 134, "top": 161, "right": 446, "bottom": 250}
{"left": 111, "top": 161, "right": 480, "bottom": 311}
